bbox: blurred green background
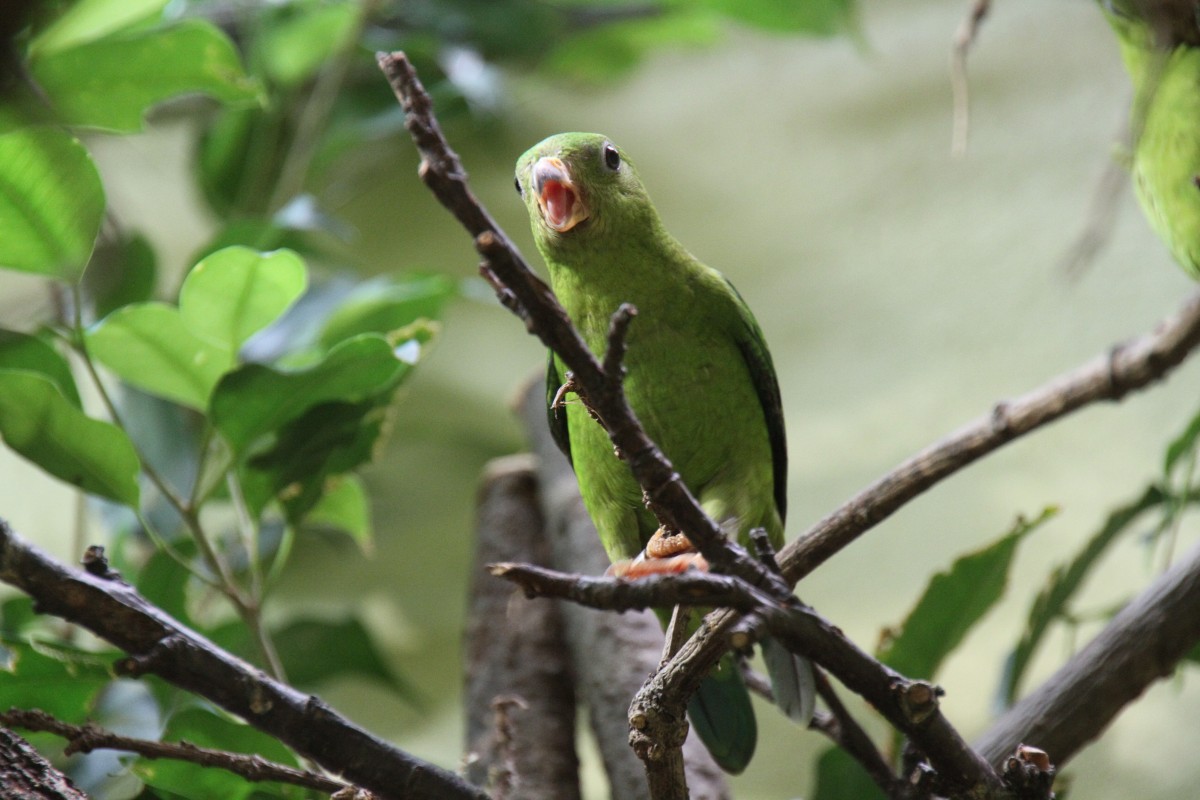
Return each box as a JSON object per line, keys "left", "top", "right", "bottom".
{"left": 3, "top": 0, "right": 1199, "bottom": 797}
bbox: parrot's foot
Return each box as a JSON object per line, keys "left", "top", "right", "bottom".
{"left": 550, "top": 374, "right": 578, "bottom": 412}
{"left": 606, "top": 527, "right": 708, "bottom": 577}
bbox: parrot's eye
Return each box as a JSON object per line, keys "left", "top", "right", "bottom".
{"left": 514, "top": 175, "right": 523, "bottom": 196}
{"left": 602, "top": 144, "right": 621, "bottom": 172}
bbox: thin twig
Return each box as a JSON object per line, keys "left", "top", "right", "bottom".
{"left": 268, "top": 0, "right": 381, "bottom": 212}
{"left": 0, "top": 709, "right": 351, "bottom": 795}
{"left": 1060, "top": 109, "right": 1133, "bottom": 279}
{"left": 811, "top": 670, "right": 903, "bottom": 798}
{"left": 950, "top": 0, "right": 991, "bottom": 157}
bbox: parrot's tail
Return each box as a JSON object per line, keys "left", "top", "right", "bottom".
{"left": 688, "top": 653, "right": 757, "bottom": 774}
{"left": 762, "top": 636, "right": 816, "bottom": 724}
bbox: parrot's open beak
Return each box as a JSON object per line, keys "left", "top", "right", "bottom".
{"left": 532, "top": 156, "right": 589, "bottom": 232}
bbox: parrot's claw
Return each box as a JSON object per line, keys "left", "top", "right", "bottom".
{"left": 645, "top": 526, "right": 694, "bottom": 558}
{"left": 550, "top": 374, "right": 577, "bottom": 413}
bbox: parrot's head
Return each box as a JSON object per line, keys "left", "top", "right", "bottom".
{"left": 515, "top": 132, "right": 658, "bottom": 255}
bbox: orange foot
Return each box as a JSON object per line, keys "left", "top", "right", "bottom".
{"left": 605, "top": 527, "right": 709, "bottom": 578}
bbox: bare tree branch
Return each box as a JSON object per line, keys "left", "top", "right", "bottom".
{"left": 975, "top": 537, "right": 1200, "bottom": 767}
{"left": 0, "top": 519, "right": 487, "bottom": 800}
{"left": 0, "top": 709, "right": 350, "bottom": 796}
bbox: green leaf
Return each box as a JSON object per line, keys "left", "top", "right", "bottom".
{"left": 1000, "top": 488, "right": 1167, "bottom": 705}
{"left": 258, "top": 3, "right": 360, "bottom": 87}
{"left": 195, "top": 105, "right": 287, "bottom": 218}
{"left": 1165, "top": 407, "right": 1200, "bottom": 476}
{"left": 301, "top": 473, "right": 373, "bottom": 551}
{"left": 0, "top": 638, "right": 115, "bottom": 722}
{"left": 878, "top": 508, "right": 1055, "bottom": 681}
{"left": 1, "top": 597, "right": 36, "bottom": 638}
{"left": 242, "top": 397, "right": 389, "bottom": 521}
{"left": 811, "top": 746, "right": 887, "bottom": 800}
{"left": 318, "top": 274, "right": 456, "bottom": 348}
{"left": 0, "top": 329, "right": 81, "bottom": 407}
{"left": 189, "top": 219, "right": 319, "bottom": 265}
{"left": 0, "top": 370, "right": 140, "bottom": 505}
{"left": 699, "top": 0, "right": 857, "bottom": 34}
{"left": 30, "top": 20, "right": 262, "bottom": 133}
{"left": 210, "top": 334, "right": 409, "bottom": 454}
{"left": 179, "top": 247, "right": 307, "bottom": 353}
{"left": 87, "top": 302, "right": 235, "bottom": 409}
{"left": 274, "top": 617, "right": 418, "bottom": 701}
{"left": 83, "top": 231, "right": 157, "bottom": 321}
{"left": 544, "top": 12, "right": 721, "bottom": 82}
{"left": 0, "top": 127, "right": 104, "bottom": 280}
{"left": 29, "top": 0, "right": 169, "bottom": 56}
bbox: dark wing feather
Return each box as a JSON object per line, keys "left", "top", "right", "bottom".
{"left": 546, "top": 352, "right": 573, "bottom": 465}
{"left": 726, "top": 280, "right": 787, "bottom": 523}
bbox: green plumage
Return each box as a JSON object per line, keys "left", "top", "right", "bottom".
{"left": 516, "top": 132, "right": 809, "bottom": 773}
{"left": 1103, "top": 2, "right": 1200, "bottom": 279}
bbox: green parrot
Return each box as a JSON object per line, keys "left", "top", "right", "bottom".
{"left": 515, "top": 132, "right": 814, "bottom": 774}
{"left": 1102, "top": 0, "right": 1200, "bottom": 279}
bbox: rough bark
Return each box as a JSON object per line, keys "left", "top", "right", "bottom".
{"left": 465, "top": 454, "right": 582, "bottom": 800}
{"left": 0, "top": 726, "right": 89, "bottom": 800}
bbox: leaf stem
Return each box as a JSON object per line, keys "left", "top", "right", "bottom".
{"left": 66, "top": 284, "right": 285, "bottom": 679}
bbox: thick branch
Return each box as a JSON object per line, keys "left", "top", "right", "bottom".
{"left": 975, "top": 538, "right": 1200, "bottom": 767}
{"left": 0, "top": 709, "right": 347, "bottom": 795}
{"left": 0, "top": 520, "right": 487, "bottom": 800}
{"left": 465, "top": 456, "right": 582, "bottom": 799}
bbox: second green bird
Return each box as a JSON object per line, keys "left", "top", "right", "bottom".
{"left": 1102, "top": 0, "right": 1200, "bottom": 280}
{"left": 515, "top": 132, "right": 815, "bottom": 773}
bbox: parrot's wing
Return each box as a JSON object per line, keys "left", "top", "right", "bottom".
{"left": 725, "top": 278, "right": 788, "bottom": 523}
{"left": 546, "top": 353, "right": 573, "bottom": 465}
